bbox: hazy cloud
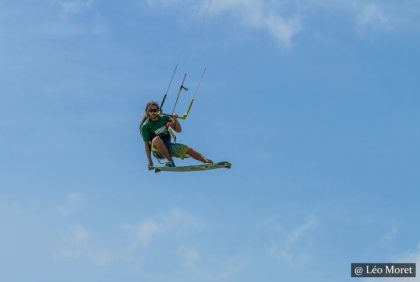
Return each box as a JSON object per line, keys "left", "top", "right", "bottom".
{"left": 269, "top": 214, "right": 318, "bottom": 266}
{"left": 211, "top": 0, "right": 301, "bottom": 48}
{"left": 53, "top": 0, "right": 94, "bottom": 14}
{"left": 56, "top": 224, "right": 115, "bottom": 266}
{"left": 140, "top": 0, "right": 414, "bottom": 47}
{"left": 379, "top": 227, "right": 398, "bottom": 246}
{"left": 57, "top": 193, "right": 84, "bottom": 215}
{"left": 47, "top": 0, "right": 106, "bottom": 36}
{"left": 355, "top": 3, "right": 393, "bottom": 34}
{"left": 362, "top": 243, "right": 420, "bottom": 282}
{"left": 124, "top": 208, "right": 205, "bottom": 249}
{"left": 142, "top": 0, "right": 301, "bottom": 48}
{"left": 177, "top": 245, "right": 201, "bottom": 267}
{"left": 57, "top": 225, "right": 91, "bottom": 260}
{"left": 70, "top": 224, "right": 91, "bottom": 245}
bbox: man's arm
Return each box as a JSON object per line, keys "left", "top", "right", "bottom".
{"left": 169, "top": 114, "right": 182, "bottom": 133}
{"left": 144, "top": 142, "right": 154, "bottom": 170}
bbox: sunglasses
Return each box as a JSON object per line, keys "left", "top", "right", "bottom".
{"left": 148, "top": 108, "right": 159, "bottom": 113}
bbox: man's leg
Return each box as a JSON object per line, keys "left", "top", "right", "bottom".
{"left": 187, "top": 148, "right": 213, "bottom": 163}
{"left": 152, "top": 137, "right": 173, "bottom": 161}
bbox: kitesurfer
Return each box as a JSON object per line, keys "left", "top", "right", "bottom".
{"left": 140, "top": 101, "right": 213, "bottom": 170}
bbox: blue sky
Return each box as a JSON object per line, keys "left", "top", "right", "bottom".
{"left": 1, "top": 0, "right": 420, "bottom": 281}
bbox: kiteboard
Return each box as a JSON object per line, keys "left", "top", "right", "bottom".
{"left": 154, "top": 161, "right": 231, "bottom": 173}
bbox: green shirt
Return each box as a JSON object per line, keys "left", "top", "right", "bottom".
{"left": 140, "top": 115, "right": 172, "bottom": 143}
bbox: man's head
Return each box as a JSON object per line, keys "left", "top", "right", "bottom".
{"left": 145, "top": 101, "right": 160, "bottom": 120}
